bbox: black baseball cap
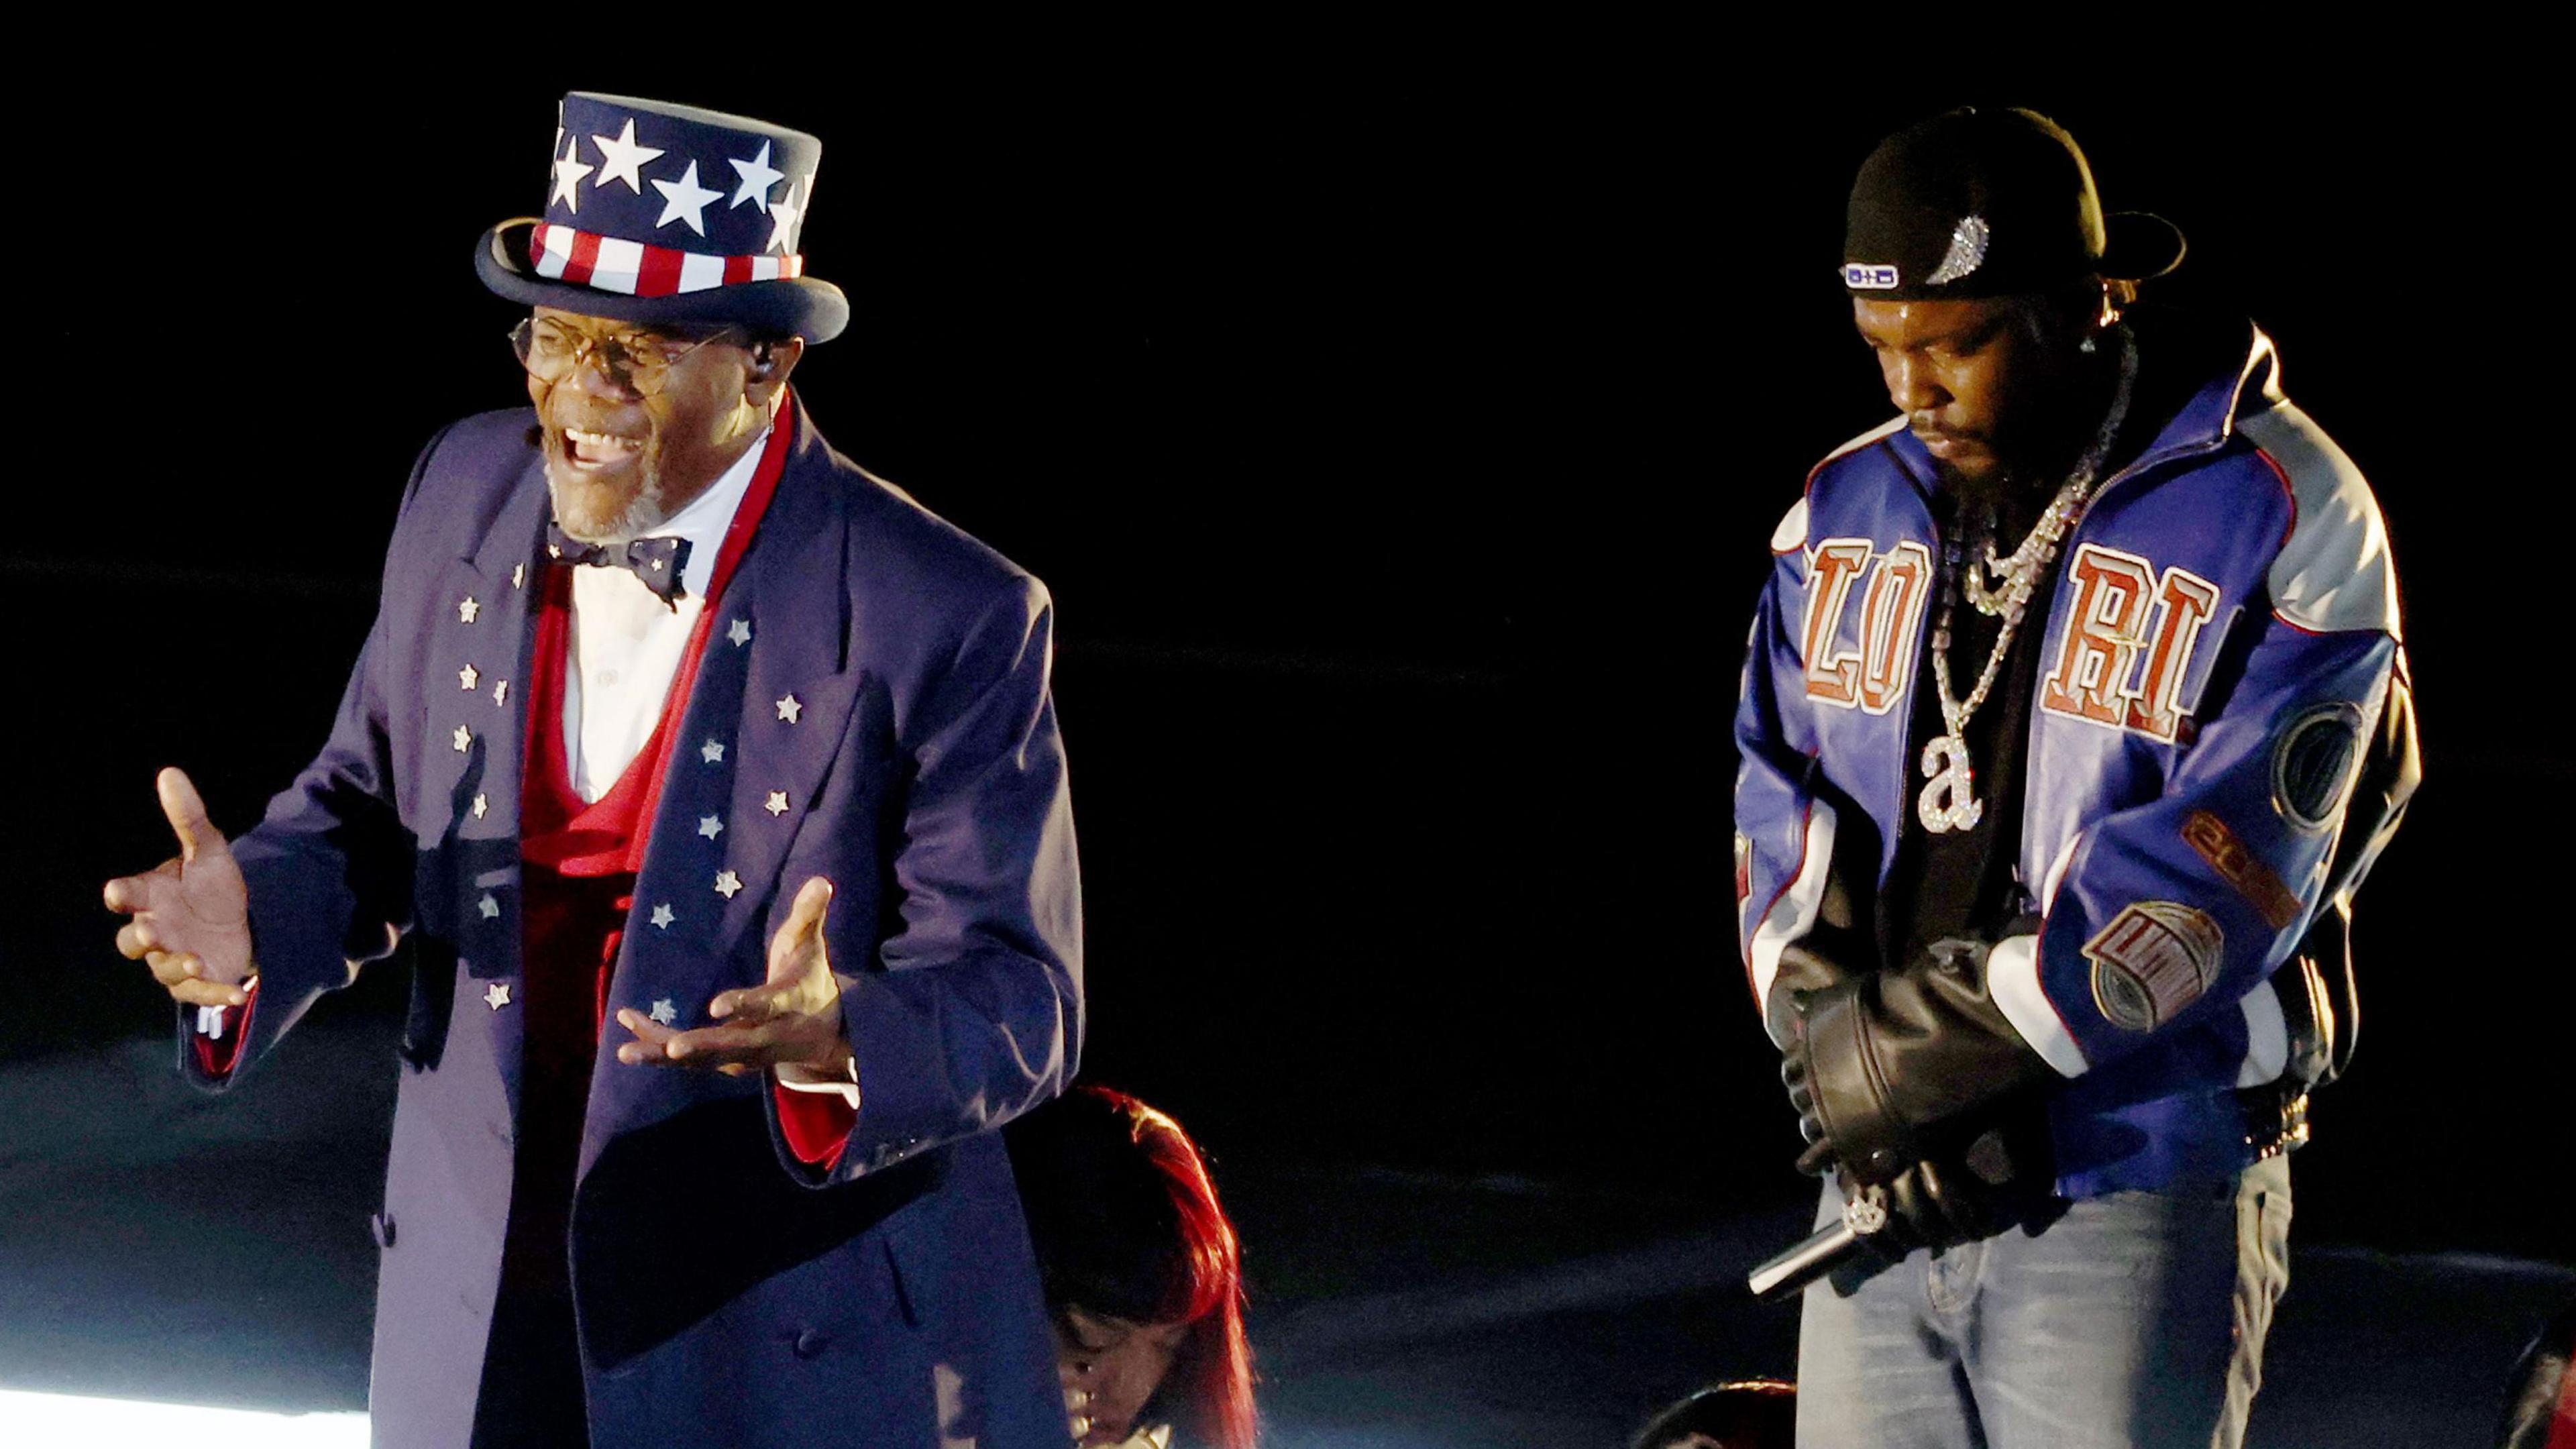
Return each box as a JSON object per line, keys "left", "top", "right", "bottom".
{"left": 1840, "top": 107, "right": 2185, "bottom": 301}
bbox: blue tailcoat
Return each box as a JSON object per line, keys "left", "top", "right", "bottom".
{"left": 180, "top": 400, "right": 1082, "bottom": 1448}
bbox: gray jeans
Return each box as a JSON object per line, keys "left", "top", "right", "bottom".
{"left": 1794, "top": 1153, "right": 2293, "bottom": 1449}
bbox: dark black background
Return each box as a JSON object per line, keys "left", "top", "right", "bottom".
{"left": 5, "top": 38, "right": 2567, "bottom": 1267}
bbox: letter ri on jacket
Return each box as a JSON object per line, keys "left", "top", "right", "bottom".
{"left": 1802, "top": 537, "right": 2222, "bottom": 741}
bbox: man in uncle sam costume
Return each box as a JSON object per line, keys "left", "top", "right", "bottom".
{"left": 103, "top": 93, "right": 1082, "bottom": 1448}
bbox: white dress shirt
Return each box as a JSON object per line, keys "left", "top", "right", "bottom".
{"left": 561, "top": 426, "right": 766, "bottom": 802}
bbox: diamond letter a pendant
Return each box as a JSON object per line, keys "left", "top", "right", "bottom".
{"left": 1918, "top": 733, "right": 1984, "bottom": 834}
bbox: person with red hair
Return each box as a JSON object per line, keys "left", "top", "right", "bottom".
{"left": 1006, "top": 1085, "right": 1258, "bottom": 1449}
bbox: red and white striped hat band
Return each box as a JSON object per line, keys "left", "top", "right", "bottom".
{"left": 529, "top": 221, "right": 805, "bottom": 298}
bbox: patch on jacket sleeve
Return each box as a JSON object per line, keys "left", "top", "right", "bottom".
{"left": 2084, "top": 901, "right": 2224, "bottom": 1032}
{"left": 2271, "top": 702, "right": 2363, "bottom": 832}
{"left": 2179, "top": 810, "right": 2303, "bottom": 931}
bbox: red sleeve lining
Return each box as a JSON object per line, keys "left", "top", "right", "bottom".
{"left": 189, "top": 977, "right": 261, "bottom": 1078}
{"left": 773, "top": 1079, "right": 854, "bottom": 1173}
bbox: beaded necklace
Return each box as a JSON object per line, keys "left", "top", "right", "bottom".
{"left": 1915, "top": 325, "right": 2139, "bottom": 835}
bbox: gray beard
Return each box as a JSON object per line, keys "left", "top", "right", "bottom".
{"left": 545, "top": 458, "right": 669, "bottom": 547}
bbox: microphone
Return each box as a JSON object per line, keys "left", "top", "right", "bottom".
{"left": 1748, "top": 1220, "right": 1860, "bottom": 1301}
{"left": 1747, "top": 1183, "right": 1888, "bottom": 1302}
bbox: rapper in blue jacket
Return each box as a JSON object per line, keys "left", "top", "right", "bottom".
{"left": 1737, "top": 311, "right": 2411, "bottom": 1201}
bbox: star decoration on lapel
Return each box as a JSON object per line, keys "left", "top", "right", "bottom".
{"left": 459, "top": 596, "right": 481, "bottom": 624}
{"left": 714, "top": 869, "right": 745, "bottom": 899}
{"left": 651, "top": 158, "right": 723, "bottom": 236}
{"left": 591, "top": 117, "right": 664, "bottom": 193}
{"left": 484, "top": 982, "right": 513, "bottom": 1011}
{"left": 650, "top": 998, "right": 678, "bottom": 1026}
{"left": 649, "top": 902, "right": 676, "bottom": 930}
{"left": 548, "top": 542, "right": 564, "bottom": 559}
{"left": 493, "top": 680, "right": 510, "bottom": 708}
{"left": 478, "top": 893, "right": 500, "bottom": 920}
{"left": 702, "top": 739, "right": 726, "bottom": 765}
{"left": 728, "top": 619, "right": 752, "bottom": 647}
{"left": 765, "top": 790, "right": 790, "bottom": 817}
{"left": 698, "top": 814, "right": 724, "bottom": 839}
{"left": 775, "top": 694, "right": 803, "bottom": 724}
{"left": 472, "top": 793, "right": 489, "bottom": 819}
{"left": 453, "top": 725, "right": 472, "bottom": 754}
{"left": 460, "top": 663, "right": 480, "bottom": 692}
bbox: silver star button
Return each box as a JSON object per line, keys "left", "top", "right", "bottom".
{"left": 478, "top": 893, "right": 500, "bottom": 920}
{"left": 714, "top": 869, "right": 744, "bottom": 899}
{"left": 650, "top": 998, "right": 678, "bottom": 1026}
{"left": 472, "top": 793, "right": 489, "bottom": 819}
{"left": 698, "top": 814, "right": 724, "bottom": 839}
{"left": 649, "top": 902, "right": 676, "bottom": 930}
{"left": 702, "top": 739, "right": 726, "bottom": 765}
{"left": 775, "top": 694, "right": 803, "bottom": 724}
{"left": 492, "top": 680, "right": 510, "bottom": 708}
{"left": 512, "top": 563, "right": 527, "bottom": 590}
{"left": 452, "top": 725, "right": 472, "bottom": 753}
{"left": 484, "top": 982, "right": 512, "bottom": 1011}
{"left": 765, "top": 790, "right": 790, "bottom": 816}
{"left": 728, "top": 619, "right": 753, "bottom": 647}
{"left": 459, "top": 663, "right": 480, "bottom": 691}
{"left": 458, "top": 596, "right": 480, "bottom": 624}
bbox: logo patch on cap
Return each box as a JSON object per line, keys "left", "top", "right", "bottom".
{"left": 1924, "top": 215, "right": 1991, "bottom": 286}
{"left": 1843, "top": 263, "right": 1900, "bottom": 289}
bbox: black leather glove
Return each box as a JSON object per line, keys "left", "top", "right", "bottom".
{"left": 1780, "top": 936, "right": 2061, "bottom": 1185}
{"left": 1833, "top": 1096, "right": 2056, "bottom": 1254}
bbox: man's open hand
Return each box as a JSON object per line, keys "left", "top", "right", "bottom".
{"left": 614, "top": 875, "right": 853, "bottom": 1079}
{"left": 103, "top": 767, "right": 254, "bottom": 1009}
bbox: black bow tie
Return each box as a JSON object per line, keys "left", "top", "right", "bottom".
{"left": 545, "top": 523, "right": 693, "bottom": 606}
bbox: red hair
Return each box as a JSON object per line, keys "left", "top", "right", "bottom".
{"left": 1008, "top": 1085, "right": 1258, "bottom": 1449}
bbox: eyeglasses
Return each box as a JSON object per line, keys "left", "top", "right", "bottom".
{"left": 508, "top": 317, "right": 741, "bottom": 394}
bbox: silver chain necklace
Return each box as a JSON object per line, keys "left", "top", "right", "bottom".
{"left": 1916, "top": 325, "right": 2139, "bottom": 835}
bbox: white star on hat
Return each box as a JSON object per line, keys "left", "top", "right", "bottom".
{"left": 650, "top": 903, "right": 676, "bottom": 930}
{"left": 550, "top": 136, "right": 595, "bottom": 213}
{"left": 765, "top": 184, "right": 801, "bottom": 254}
{"left": 729, "top": 140, "right": 784, "bottom": 210}
{"left": 592, "top": 118, "right": 665, "bottom": 194}
{"left": 651, "top": 159, "right": 724, "bottom": 237}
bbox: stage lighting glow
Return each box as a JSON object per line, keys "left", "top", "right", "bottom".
{"left": 0, "top": 1389, "right": 366, "bottom": 1446}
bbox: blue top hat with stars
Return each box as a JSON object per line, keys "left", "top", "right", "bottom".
{"left": 476, "top": 92, "right": 849, "bottom": 343}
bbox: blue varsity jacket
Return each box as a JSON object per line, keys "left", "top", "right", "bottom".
{"left": 1733, "top": 319, "right": 2407, "bottom": 1197}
